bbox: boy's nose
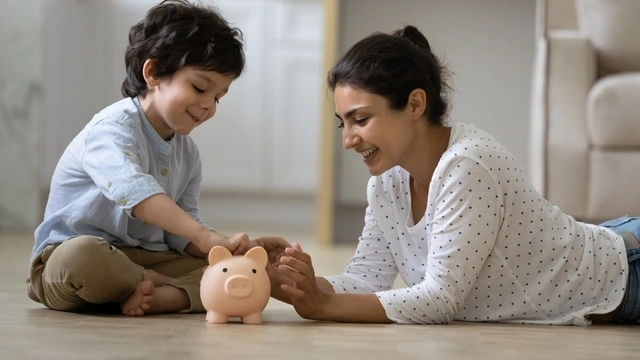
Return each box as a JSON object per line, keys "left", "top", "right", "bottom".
{"left": 201, "top": 99, "right": 216, "bottom": 115}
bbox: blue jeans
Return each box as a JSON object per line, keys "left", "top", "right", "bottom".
{"left": 599, "top": 215, "right": 640, "bottom": 324}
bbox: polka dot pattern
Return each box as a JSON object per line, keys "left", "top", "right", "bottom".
{"left": 324, "top": 123, "right": 628, "bottom": 325}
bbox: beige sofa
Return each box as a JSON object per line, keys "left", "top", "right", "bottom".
{"left": 530, "top": 0, "right": 640, "bottom": 223}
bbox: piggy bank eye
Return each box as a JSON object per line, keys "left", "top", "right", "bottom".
{"left": 222, "top": 268, "right": 228, "bottom": 273}
{"left": 252, "top": 269, "right": 257, "bottom": 274}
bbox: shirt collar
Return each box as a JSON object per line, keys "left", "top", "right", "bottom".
{"left": 132, "top": 97, "right": 172, "bottom": 155}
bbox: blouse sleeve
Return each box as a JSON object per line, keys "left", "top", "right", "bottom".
{"left": 323, "top": 204, "right": 399, "bottom": 293}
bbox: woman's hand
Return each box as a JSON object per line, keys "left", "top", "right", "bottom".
{"left": 278, "top": 243, "right": 330, "bottom": 319}
{"left": 250, "top": 236, "right": 294, "bottom": 303}
{"left": 250, "top": 236, "right": 291, "bottom": 265}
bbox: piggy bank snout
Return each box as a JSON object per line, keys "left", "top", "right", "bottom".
{"left": 224, "top": 275, "right": 254, "bottom": 298}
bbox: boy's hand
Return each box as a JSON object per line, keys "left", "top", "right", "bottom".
{"left": 191, "top": 229, "right": 250, "bottom": 257}
{"left": 227, "top": 232, "right": 251, "bottom": 255}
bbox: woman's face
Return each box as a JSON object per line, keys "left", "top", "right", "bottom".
{"left": 334, "top": 85, "right": 416, "bottom": 176}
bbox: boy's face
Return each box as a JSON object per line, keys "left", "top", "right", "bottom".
{"left": 144, "top": 65, "right": 235, "bottom": 140}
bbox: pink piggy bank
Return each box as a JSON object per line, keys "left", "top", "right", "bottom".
{"left": 200, "top": 245, "right": 271, "bottom": 324}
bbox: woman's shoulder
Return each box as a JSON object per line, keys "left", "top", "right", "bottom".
{"left": 448, "top": 123, "right": 499, "bottom": 149}
{"left": 444, "top": 122, "right": 518, "bottom": 165}
{"left": 433, "top": 123, "right": 530, "bottom": 198}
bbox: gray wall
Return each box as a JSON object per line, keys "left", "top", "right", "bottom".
{"left": 332, "top": 0, "right": 537, "bottom": 242}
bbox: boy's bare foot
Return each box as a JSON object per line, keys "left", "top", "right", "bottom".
{"left": 121, "top": 281, "right": 155, "bottom": 316}
{"left": 121, "top": 281, "right": 191, "bottom": 316}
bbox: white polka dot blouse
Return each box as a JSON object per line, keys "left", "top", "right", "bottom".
{"left": 324, "top": 123, "right": 628, "bottom": 325}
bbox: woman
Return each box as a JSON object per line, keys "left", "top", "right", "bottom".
{"left": 270, "top": 25, "right": 640, "bottom": 325}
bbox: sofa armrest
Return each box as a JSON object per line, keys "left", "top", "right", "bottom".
{"left": 530, "top": 30, "right": 596, "bottom": 220}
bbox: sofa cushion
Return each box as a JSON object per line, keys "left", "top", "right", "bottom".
{"left": 587, "top": 72, "right": 640, "bottom": 148}
{"left": 576, "top": 0, "right": 640, "bottom": 75}
{"left": 588, "top": 149, "right": 640, "bottom": 220}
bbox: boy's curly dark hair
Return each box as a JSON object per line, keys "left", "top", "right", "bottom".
{"left": 122, "top": 0, "right": 245, "bottom": 98}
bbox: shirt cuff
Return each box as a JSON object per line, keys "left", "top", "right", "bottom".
{"left": 112, "top": 177, "right": 166, "bottom": 219}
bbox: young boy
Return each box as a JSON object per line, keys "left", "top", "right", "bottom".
{"left": 27, "top": 0, "right": 288, "bottom": 316}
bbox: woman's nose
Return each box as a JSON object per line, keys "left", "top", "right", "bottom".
{"left": 343, "top": 127, "right": 360, "bottom": 149}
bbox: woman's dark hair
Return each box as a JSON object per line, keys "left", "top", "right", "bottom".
{"left": 122, "top": 0, "right": 245, "bottom": 98}
{"left": 328, "top": 25, "right": 451, "bottom": 125}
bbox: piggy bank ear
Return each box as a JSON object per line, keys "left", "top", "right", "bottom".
{"left": 208, "top": 246, "right": 232, "bottom": 265}
{"left": 244, "top": 246, "right": 268, "bottom": 268}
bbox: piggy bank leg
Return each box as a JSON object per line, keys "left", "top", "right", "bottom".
{"left": 241, "top": 312, "right": 262, "bottom": 325}
{"left": 206, "top": 311, "right": 229, "bottom": 324}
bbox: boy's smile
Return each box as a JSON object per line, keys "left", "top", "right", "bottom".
{"left": 186, "top": 110, "right": 202, "bottom": 123}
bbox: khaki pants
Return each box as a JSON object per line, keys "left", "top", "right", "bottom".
{"left": 26, "top": 235, "right": 207, "bottom": 313}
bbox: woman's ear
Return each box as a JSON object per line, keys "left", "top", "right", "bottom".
{"left": 407, "top": 88, "right": 427, "bottom": 121}
{"left": 142, "top": 59, "right": 159, "bottom": 87}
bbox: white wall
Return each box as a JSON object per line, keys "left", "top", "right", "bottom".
{"left": 334, "top": 0, "right": 537, "bottom": 205}
{"left": 0, "top": 0, "right": 43, "bottom": 230}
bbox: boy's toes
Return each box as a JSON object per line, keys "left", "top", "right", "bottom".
{"left": 121, "top": 280, "right": 156, "bottom": 316}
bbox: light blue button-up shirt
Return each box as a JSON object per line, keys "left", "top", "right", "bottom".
{"left": 32, "top": 97, "right": 212, "bottom": 260}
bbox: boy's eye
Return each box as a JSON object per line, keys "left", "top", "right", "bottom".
{"left": 215, "top": 98, "right": 220, "bottom": 104}
{"left": 337, "top": 121, "right": 344, "bottom": 129}
{"left": 193, "top": 85, "right": 205, "bottom": 93}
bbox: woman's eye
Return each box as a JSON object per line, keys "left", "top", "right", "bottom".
{"left": 337, "top": 122, "right": 344, "bottom": 129}
{"left": 355, "top": 117, "right": 370, "bottom": 125}
{"left": 193, "top": 85, "right": 205, "bottom": 93}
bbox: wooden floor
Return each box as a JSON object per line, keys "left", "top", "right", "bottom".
{"left": 2, "top": 228, "right": 639, "bottom": 359}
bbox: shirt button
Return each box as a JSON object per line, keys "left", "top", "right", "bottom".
{"left": 161, "top": 168, "right": 168, "bottom": 176}
{"left": 124, "top": 151, "right": 131, "bottom": 156}
{"left": 118, "top": 198, "right": 127, "bottom": 206}
{"left": 141, "top": 222, "right": 148, "bottom": 226}
{"left": 107, "top": 181, "right": 112, "bottom": 188}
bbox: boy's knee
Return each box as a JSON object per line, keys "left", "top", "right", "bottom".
{"left": 43, "top": 235, "right": 142, "bottom": 305}
{"left": 48, "top": 236, "right": 112, "bottom": 272}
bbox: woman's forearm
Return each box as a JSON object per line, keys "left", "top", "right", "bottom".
{"left": 316, "top": 276, "right": 335, "bottom": 294}
{"left": 319, "top": 293, "right": 392, "bottom": 323}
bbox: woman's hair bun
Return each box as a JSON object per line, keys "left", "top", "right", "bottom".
{"left": 394, "top": 25, "right": 432, "bottom": 53}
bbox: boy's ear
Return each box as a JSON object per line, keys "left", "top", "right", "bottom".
{"left": 142, "top": 59, "right": 159, "bottom": 87}
{"left": 207, "top": 246, "right": 232, "bottom": 265}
